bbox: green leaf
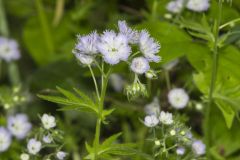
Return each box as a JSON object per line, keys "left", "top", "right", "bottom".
{"left": 38, "top": 87, "right": 99, "bottom": 113}
{"left": 101, "top": 133, "right": 122, "bottom": 150}
{"left": 215, "top": 100, "right": 235, "bottom": 128}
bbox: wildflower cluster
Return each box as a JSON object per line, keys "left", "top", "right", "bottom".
{"left": 166, "top": 0, "right": 210, "bottom": 14}
{"left": 73, "top": 20, "right": 161, "bottom": 99}
{"left": 0, "top": 113, "right": 31, "bottom": 153}
{"left": 20, "top": 114, "right": 67, "bottom": 160}
{"left": 143, "top": 96, "right": 205, "bottom": 159}
{"left": 0, "top": 85, "right": 30, "bottom": 109}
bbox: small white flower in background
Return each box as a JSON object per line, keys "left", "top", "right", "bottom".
{"left": 139, "top": 30, "right": 161, "bottom": 63}
{"left": 118, "top": 20, "right": 139, "bottom": 44}
{"left": 168, "top": 88, "right": 189, "bottom": 109}
{"left": 43, "top": 134, "right": 53, "bottom": 144}
{"left": 144, "top": 97, "right": 160, "bottom": 116}
{"left": 7, "top": 113, "right": 32, "bottom": 139}
{"left": 166, "top": 0, "right": 184, "bottom": 13}
{"left": 97, "top": 30, "right": 131, "bottom": 65}
{"left": 159, "top": 111, "right": 173, "bottom": 125}
{"left": 110, "top": 74, "right": 125, "bottom": 92}
{"left": 20, "top": 153, "right": 30, "bottom": 160}
{"left": 130, "top": 57, "right": 150, "bottom": 74}
{"left": 73, "top": 31, "right": 99, "bottom": 65}
{"left": 0, "top": 37, "right": 20, "bottom": 62}
{"left": 192, "top": 140, "right": 206, "bottom": 156}
{"left": 176, "top": 147, "right": 185, "bottom": 155}
{"left": 27, "top": 138, "right": 42, "bottom": 155}
{"left": 0, "top": 127, "right": 12, "bottom": 152}
{"left": 187, "top": 0, "right": 210, "bottom": 12}
{"left": 163, "top": 59, "right": 179, "bottom": 71}
{"left": 56, "top": 151, "right": 67, "bottom": 160}
{"left": 144, "top": 115, "right": 159, "bottom": 127}
{"left": 41, "top": 114, "right": 56, "bottom": 130}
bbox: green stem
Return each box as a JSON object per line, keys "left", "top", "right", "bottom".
{"left": 93, "top": 68, "right": 112, "bottom": 160}
{"left": 53, "top": 0, "right": 65, "bottom": 26}
{"left": 219, "top": 18, "right": 240, "bottom": 30}
{"left": 8, "top": 62, "right": 21, "bottom": 86}
{"left": 164, "top": 70, "right": 171, "bottom": 90}
{"left": 151, "top": 0, "right": 158, "bottom": 20}
{"left": 35, "top": 0, "right": 55, "bottom": 54}
{"left": 88, "top": 65, "right": 100, "bottom": 100}
{"left": 0, "top": 0, "right": 9, "bottom": 37}
{"left": 205, "top": 0, "right": 222, "bottom": 158}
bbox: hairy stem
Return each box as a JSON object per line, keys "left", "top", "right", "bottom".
{"left": 205, "top": 0, "right": 222, "bottom": 158}
{"left": 93, "top": 68, "right": 111, "bottom": 160}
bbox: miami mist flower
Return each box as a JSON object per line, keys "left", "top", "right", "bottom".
{"left": 41, "top": 114, "right": 56, "bottom": 130}
{"left": 130, "top": 57, "right": 150, "bottom": 74}
{"left": 27, "top": 138, "right": 42, "bottom": 155}
{"left": 118, "top": 20, "right": 139, "bottom": 44}
{"left": 139, "top": 30, "right": 161, "bottom": 62}
{"left": 192, "top": 140, "right": 206, "bottom": 156}
{"left": 0, "top": 127, "right": 11, "bottom": 152}
{"left": 7, "top": 113, "right": 32, "bottom": 139}
{"left": 186, "top": 0, "right": 210, "bottom": 12}
{"left": 144, "top": 115, "right": 159, "bottom": 127}
{"left": 166, "top": 0, "right": 184, "bottom": 13}
{"left": 159, "top": 111, "right": 173, "bottom": 125}
{"left": 97, "top": 30, "right": 131, "bottom": 65}
{"left": 168, "top": 88, "right": 189, "bottom": 109}
{"left": 56, "top": 151, "right": 67, "bottom": 160}
{"left": 73, "top": 31, "right": 99, "bottom": 65}
{"left": 0, "top": 37, "right": 20, "bottom": 62}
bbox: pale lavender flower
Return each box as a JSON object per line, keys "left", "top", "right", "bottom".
{"left": 97, "top": 30, "right": 131, "bottom": 65}
{"left": 27, "top": 138, "right": 41, "bottom": 155}
{"left": 0, "top": 37, "right": 20, "bottom": 62}
{"left": 0, "top": 127, "right": 12, "bottom": 152}
{"left": 7, "top": 114, "right": 32, "bottom": 139}
{"left": 166, "top": 0, "right": 184, "bottom": 13}
{"left": 144, "top": 115, "right": 159, "bottom": 127}
{"left": 73, "top": 31, "right": 99, "bottom": 65}
{"left": 118, "top": 20, "right": 139, "bottom": 44}
{"left": 75, "top": 53, "right": 94, "bottom": 65}
{"left": 192, "top": 140, "right": 206, "bottom": 155}
{"left": 139, "top": 30, "right": 161, "bottom": 62}
{"left": 56, "top": 151, "right": 67, "bottom": 160}
{"left": 187, "top": 0, "right": 210, "bottom": 12}
{"left": 176, "top": 147, "right": 185, "bottom": 155}
{"left": 130, "top": 57, "right": 150, "bottom": 74}
{"left": 43, "top": 134, "right": 53, "bottom": 144}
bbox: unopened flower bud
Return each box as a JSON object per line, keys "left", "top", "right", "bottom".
{"left": 170, "top": 129, "right": 176, "bottom": 136}
{"left": 155, "top": 140, "right": 161, "bottom": 146}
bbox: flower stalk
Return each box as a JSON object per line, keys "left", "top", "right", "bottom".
{"left": 205, "top": 0, "right": 223, "bottom": 158}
